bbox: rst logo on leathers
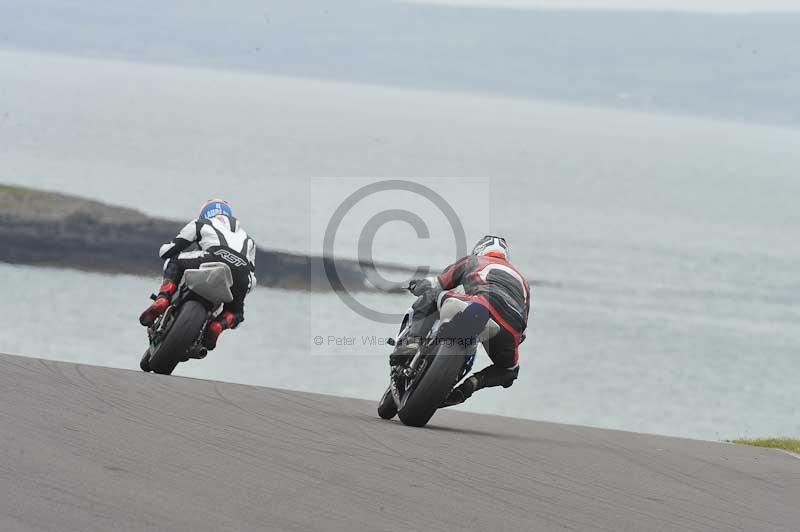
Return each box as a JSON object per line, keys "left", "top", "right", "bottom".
{"left": 213, "top": 249, "right": 248, "bottom": 268}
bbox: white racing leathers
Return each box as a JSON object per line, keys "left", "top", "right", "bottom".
{"left": 160, "top": 215, "right": 256, "bottom": 322}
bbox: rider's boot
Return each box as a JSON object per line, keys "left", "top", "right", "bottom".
{"left": 442, "top": 364, "right": 520, "bottom": 407}
{"left": 203, "top": 311, "right": 237, "bottom": 351}
{"left": 442, "top": 375, "right": 478, "bottom": 407}
{"left": 139, "top": 280, "right": 177, "bottom": 326}
{"left": 203, "top": 321, "right": 224, "bottom": 351}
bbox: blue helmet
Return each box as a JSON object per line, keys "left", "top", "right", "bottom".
{"left": 199, "top": 199, "right": 233, "bottom": 220}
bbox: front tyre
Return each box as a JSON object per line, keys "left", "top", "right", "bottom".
{"left": 377, "top": 386, "right": 398, "bottom": 420}
{"left": 140, "top": 348, "right": 152, "bottom": 372}
{"left": 397, "top": 345, "right": 465, "bottom": 428}
{"left": 148, "top": 301, "right": 208, "bottom": 375}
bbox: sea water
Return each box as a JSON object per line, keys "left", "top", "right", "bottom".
{"left": 1, "top": 50, "right": 798, "bottom": 440}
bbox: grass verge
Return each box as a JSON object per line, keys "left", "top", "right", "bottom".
{"left": 730, "top": 438, "right": 800, "bottom": 454}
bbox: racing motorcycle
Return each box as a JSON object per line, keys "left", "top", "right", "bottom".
{"left": 378, "top": 292, "right": 493, "bottom": 427}
{"left": 140, "top": 262, "right": 234, "bottom": 375}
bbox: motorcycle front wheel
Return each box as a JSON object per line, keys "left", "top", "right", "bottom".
{"left": 140, "top": 348, "right": 152, "bottom": 372}
{"left": 377, "top": 386, "right": 398, "bottom": 420}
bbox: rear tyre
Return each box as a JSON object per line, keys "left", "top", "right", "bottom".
{"left": 148, "top": 301, "right": 208, "bottom": 375}
{"left": 377, "top": 386, "right": 398, "bottom": 420}
{"left": 397, "top": 345, "right": 465, "bottom": 428}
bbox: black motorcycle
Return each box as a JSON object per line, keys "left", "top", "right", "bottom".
{"left": 140, "top": 262, "right": 234, "bottom": 375}
{"left": 378, "top": 293, "right": 490, "bottom": 427}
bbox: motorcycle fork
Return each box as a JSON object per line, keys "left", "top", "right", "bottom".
{"left": 148, "top": 305, "right": 175, "bottom": 344}
{"left": 390, "top": 344, "right": 432, "bottom": 408}
{"left": 158, "top": 306, "right": 174, "bottom": 330}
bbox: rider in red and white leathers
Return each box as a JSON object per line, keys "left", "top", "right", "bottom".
{"left": 391, "top": 235, "right": 530, "bottom": 406}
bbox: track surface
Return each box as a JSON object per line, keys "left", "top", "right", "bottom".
{"left": 1, "top": 353, "right": 797, "bottom": 532}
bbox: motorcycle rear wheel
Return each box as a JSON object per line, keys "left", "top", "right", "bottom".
{"left": 148, "top": 301, "right": 208, "bottom": 375}
{"left": 397, "top": 345, "right": 465, "bottom": 428}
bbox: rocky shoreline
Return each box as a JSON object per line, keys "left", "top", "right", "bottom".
{"left": 0, "top": 184, "right": 414, "bottom": 292}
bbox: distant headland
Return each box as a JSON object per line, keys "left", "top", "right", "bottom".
{"left": 0, "top": 184, "right": 417, "bottom": 293}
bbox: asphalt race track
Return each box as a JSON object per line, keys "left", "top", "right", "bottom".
{"left": 1, "top": 353, "right": 797, "bottom": 532}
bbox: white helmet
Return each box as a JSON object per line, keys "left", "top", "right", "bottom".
{"left": 472, "top": 235, "right": 509, "bottom": 260}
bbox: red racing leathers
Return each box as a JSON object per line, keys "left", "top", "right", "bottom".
{"left": 437, "top": 255, "right": 529, "bottom": 341}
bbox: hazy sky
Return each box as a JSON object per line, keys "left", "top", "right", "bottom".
{"left": 400, "top": 0, "right": 800, "bottom": 11}
{"left": 2, "top": 0, "right": 799, "bottom": 126}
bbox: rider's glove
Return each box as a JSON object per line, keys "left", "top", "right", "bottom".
{"left": 408, "top": 278, "right": 434, "bottom": 296}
